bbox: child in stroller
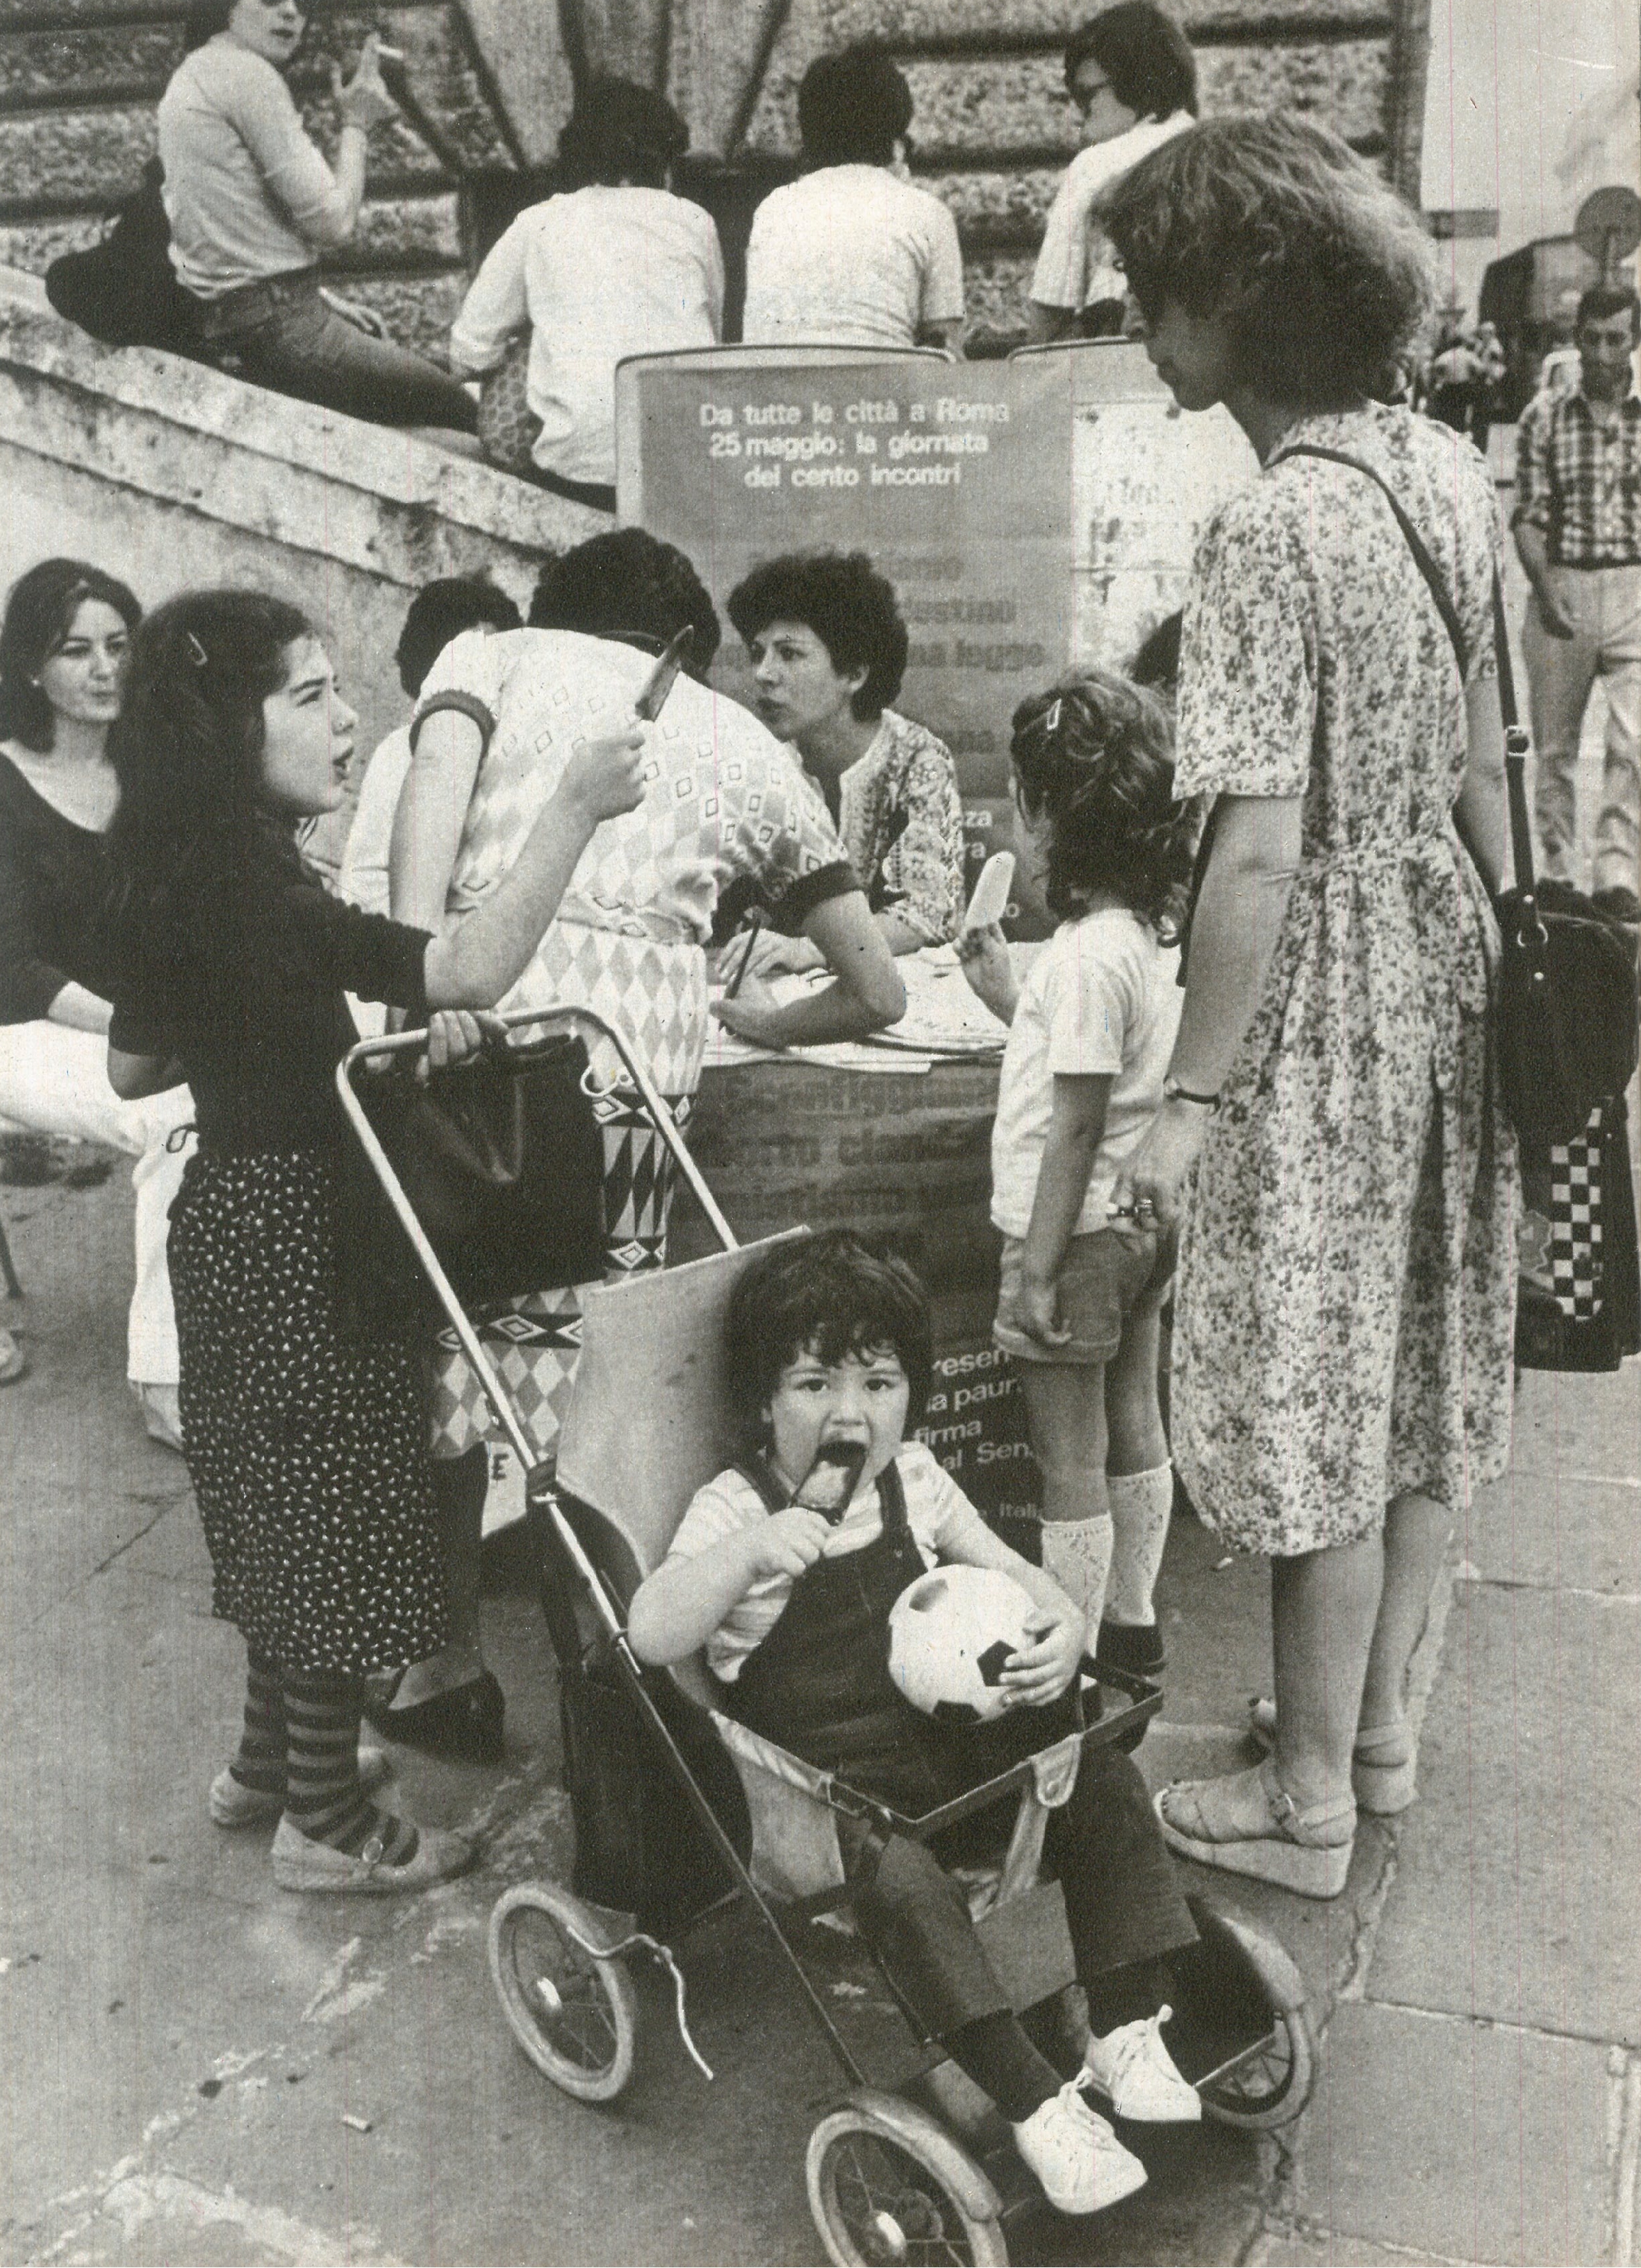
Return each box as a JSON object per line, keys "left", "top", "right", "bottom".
{"left": 627, "top": 1229, "right": 1203, "bottom": 2219}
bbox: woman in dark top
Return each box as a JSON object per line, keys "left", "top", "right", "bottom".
{"left": 105, "top": 589, "right": 645, "bottom": 1894}
{"left": 0, "top": 559, "right": 192, "bottom": 1422}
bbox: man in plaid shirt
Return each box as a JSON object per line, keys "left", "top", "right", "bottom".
{"left": 1513, "top": 284, "right": 1641, "bottom": 921}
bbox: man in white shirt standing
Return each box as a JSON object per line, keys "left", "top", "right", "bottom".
{"left": 1026, "top": 3, "right": 1198, "bottom": 343}
{"left": 742, "top": 47, "right": 966, "bottom": 355}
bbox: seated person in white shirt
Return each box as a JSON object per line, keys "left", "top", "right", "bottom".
{"left": 1026, "top": 3, "right": 1198, "bottom": 345}
{"left": 741, "top": 47, "right": 966, "bottom": 356}
{"left": 449, "top": 77, "right": 723, "bottom": 513}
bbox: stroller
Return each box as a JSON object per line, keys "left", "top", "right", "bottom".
{"left": 340, "top": 1007, "right": 1316, "bottom": 2268}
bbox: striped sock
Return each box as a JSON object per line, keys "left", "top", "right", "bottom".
{"left": 283, "top": 1673, "right": 418, "bottom": 1865}
{"left": 228, "top": 1652, "right": 286, "bottom": 1798}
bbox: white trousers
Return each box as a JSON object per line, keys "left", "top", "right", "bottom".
{"left": 0, "top": 1021, "right": 193, "bottom": 1386}
{"left": 1522, "top": 563, "right": 1641, "bottom": 892}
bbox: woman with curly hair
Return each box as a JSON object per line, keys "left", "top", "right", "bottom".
{"left": 1100, "top": 115, "right": 1517, "bottom": 1897}
{"left": 104, "top": 589, "right": 645, "bottom": 1890}
{"left": 957, "top": 669, "right": 1194, "bottom": 1665}
{"left": 726, "top": 549, "right": 966, "bottom": 974}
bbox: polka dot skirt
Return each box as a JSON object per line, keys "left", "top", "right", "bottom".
{"left": 168, "top": 1151, "right": 450, "bottom": 1677}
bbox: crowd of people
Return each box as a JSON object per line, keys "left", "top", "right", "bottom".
{"left": 135, "top": 0, "right": 1221, "bottom": 482}
{"left": 11, "top": 6, "right": 1641, "bottom": 2219}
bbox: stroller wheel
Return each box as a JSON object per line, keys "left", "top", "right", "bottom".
{"left": 807, "top": 2102, "right": 1008, "bottom": 2267}
{"left": 488, "top": 1882, "right": 638, "bottom": 2103}
{"left": 1181, "top": 1895, "right": 1316, "bottom": 2132}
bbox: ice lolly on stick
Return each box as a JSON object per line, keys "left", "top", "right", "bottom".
{"left": 793, "top": 1440, "right": 870, "bottom": 1522}
{"left": 634, "top": 627, "right": 692, "bottom": 721}
{"left": 961, "top": 850, "right": 1016, "bottom": 935}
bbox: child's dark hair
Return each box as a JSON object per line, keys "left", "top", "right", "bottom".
{"left": 1009, "top": 666, "right": 1192, "bottom": 935}
{"left": 724, "top": 1231, "right": 932, "bottom": 1442}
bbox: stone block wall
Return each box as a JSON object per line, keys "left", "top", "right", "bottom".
{"left": 0, "top": 0, "right": 1428, "bottom": 353}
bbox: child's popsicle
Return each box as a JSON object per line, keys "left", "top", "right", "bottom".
{"left": 793, "top": 1440, "right": 869, "bottom": 1522}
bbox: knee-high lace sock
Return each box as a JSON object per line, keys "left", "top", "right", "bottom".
{"left": 1104, "top": 1464, "right": 1173, "bottom": 1627}
{"left": 1041, "top": 1515, "right": 1114, "bottom": 1628}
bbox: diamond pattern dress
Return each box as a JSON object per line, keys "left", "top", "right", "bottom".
{"left": 411, "top": 628, "right": 855, "bottom": 1459}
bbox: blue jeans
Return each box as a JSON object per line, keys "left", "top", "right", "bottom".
{"left": 199, "top": 271, "right": 477, "bottom": 432}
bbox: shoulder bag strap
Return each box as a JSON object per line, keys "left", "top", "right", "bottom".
{"left": 1278, "top": 443, "right": 1535, "bottom": 904}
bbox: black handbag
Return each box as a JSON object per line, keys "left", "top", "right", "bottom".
{"left": 1280, "top": 444, "right": 1638, "bottom": 1153}
{"left": 1489, "top": 632, "right": 1638, "bottom": 1151}
{"left": 339, "top": 1026, "right": 607, "bottom": 1339}
{"left": 44, "top": 160, "right": 203, "bottom": 355}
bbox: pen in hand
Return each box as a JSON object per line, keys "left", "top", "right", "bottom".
{"left": 724, "top": 907, "right": 766, "bottom": 1000}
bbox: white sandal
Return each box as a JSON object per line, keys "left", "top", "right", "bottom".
{"left": 1155, "top": 1759, "right": 1355, "bottom": 1900}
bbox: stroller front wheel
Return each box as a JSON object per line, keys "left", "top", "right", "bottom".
{"left": 807, "top": 2102, "right": 1008, "bottom": 2267}
{"left": 488, "top": 1882, "right": 638, "bottom": 2103}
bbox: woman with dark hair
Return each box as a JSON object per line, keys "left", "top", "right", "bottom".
{"left": 1099, "top": 116, "right": 1517, "bottom": 1897}
{"left": 1028, "top": 2, "right": 1198, "bottom": 343}
{"left": 157, "top": 0, "right": 476, "bottom": 428}
{"left": 725, "top": 550, "right": 966, "bottom": 973}
{"left": 451, "top": 77, "right": 722, "bottom": 511}
{"left": 0, "top": 559, "right": 192, "bottom": 1425}
{"left": 372, "top": 529, "right": 902, "bottom": 1757}
{"left": 742, "top": 47, "right": 965, "bottom": 352}
{"left": 104, "top": 589, "right": 645, "bottom": 1889}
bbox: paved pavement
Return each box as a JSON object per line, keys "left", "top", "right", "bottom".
{"left": 0, "top": 1140, "right": 1635, "bottom": 2268}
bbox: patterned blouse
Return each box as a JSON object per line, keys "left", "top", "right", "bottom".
{"left": 413, "top": 627, "right": 856, "bottom": 1094}
{"left": 832, "top": 709, "right": 966, "bottom": 948}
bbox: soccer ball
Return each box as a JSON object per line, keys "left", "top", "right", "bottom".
{"left": 887, "top": 1566, "right": 1038, "bottom": 1724}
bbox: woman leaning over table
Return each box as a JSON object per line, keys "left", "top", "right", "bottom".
{"left": 1101, "top": 115, "right": 1517, "bottom": 1898}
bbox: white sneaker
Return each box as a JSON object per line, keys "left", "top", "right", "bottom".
{"left": 1012, "top": 2078, "right": 1148, "bottom": 2215}
{"left": 1082, "top": 2005, "right": 1201, "bottom": 2122}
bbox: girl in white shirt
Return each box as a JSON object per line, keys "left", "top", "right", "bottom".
{"left": 959, "top": 671, "right": 1194, "bottom": 1679}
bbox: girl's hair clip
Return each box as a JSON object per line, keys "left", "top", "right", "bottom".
{"left": 1041, "top": 697, "right": 1062, "bottom": 738}
{"left": 185, "top": 631, "right": 208, "bottom": 669}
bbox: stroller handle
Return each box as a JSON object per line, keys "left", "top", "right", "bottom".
{"left": 336, "top": 1005, "right": 738, "bottom": 1494}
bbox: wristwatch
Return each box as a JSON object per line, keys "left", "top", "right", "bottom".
{"left": 1163, "top": 1076, "right": 1219, "bottom": 1109}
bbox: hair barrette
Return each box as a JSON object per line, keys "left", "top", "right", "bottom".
{"left": 185, "top": 631, "right": 208, "bottom": 669}
{"left": 1041, "top": 697, "right": 1062, "bottom": 737}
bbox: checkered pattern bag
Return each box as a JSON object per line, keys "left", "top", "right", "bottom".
{"left": 1517, "top": 1096, "right": 1641, "bottom": 1373}
{"left": 1548, "top": 1107, "right": 1608, "bottom": 1320}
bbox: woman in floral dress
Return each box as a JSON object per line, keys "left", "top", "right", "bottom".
{"left": 1102, "top": 117, "right": 1518, "bottom": 1897}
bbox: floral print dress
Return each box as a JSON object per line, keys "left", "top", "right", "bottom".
{"left": 1171, "top": 406, "right": 1519, "bottom": 1555}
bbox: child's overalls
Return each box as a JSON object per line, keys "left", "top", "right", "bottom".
{"left": 716, "top": 1453, "right": 1196, "bottom": 2040}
